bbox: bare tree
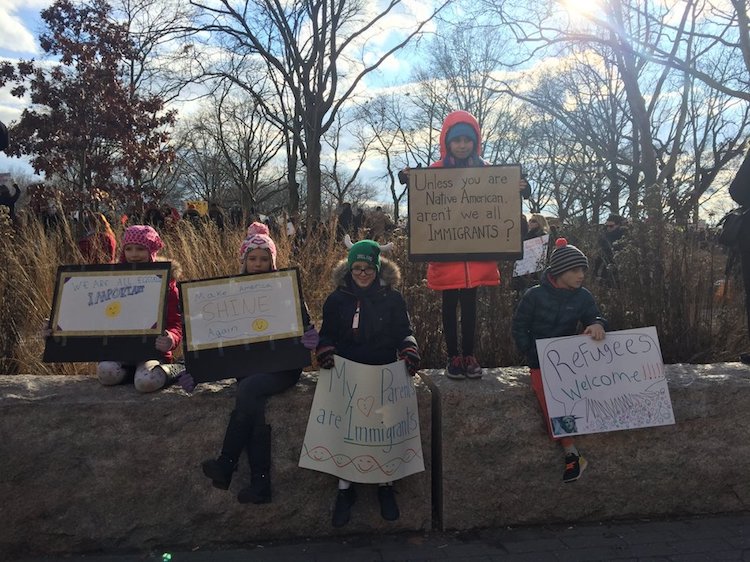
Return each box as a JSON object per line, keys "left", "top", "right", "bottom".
{"left": 321, "top": 110, "right": 377, "bottom": 207}
{"left": 171, "top": 85, "right": 287, "bottom": 209}
{"left": 187, "top": 0, "right": 451, "bottom": 221}
{"left": 475, "top": 0, "right": 750, "bottom": 221}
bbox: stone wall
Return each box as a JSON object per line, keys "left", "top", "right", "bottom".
{"left": 2, "top": 363, "right": 750, "bottom": 559}
{"left": 0, "top": 374, "right": 432, "bottom": 560}
{"left": 429, "top": 363, "right": 750, "bottom": 530}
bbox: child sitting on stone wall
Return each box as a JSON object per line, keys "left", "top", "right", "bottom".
{"left": 511, "top": 238, "right": 607, "bottom": 482}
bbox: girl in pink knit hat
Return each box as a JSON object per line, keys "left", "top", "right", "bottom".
{"left": 190, "top": 222, "right": 319, "bottom": 504}
{"left": 95, "top": 225, "right": 183, "bottom": 392}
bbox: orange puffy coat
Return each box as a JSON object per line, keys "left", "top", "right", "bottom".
{"left": 426, "top": 110, "right": 500, "bottom": 291}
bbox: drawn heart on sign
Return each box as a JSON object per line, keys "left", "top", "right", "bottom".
{"left": 357, "top": 396, "right": 374, "bottom": 417}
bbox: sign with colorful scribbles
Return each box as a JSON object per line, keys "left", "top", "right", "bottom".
{"left": 43, "top": 262, "right": 171, "bottom": 363}
{"left": 181, "top": 269, "right": 304, "bottom": 352}
{"left": 179, "top": 268, "right": 312, "bottom": 383}
{"left": 407, "top": 164, "right": 523, "bottom": 261}
{"left": 299, "top": 356, "right": 425, "bottom": 483}
{"left": 513, "top": 234, "right": 549, "bottom": 277}
{"left": 536, "top": 327, "right": 675, "bottom": 436}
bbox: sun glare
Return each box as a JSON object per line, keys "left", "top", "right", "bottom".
{"left": 560, "top": 0, "right": 602, "bottom": 19}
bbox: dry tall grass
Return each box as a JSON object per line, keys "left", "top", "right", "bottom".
{"left": 0, "top": 214, "right": 746, "bottom": 376}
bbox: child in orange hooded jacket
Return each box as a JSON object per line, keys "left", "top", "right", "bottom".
{"left": 404, "top": 110, "right": 530, "bottom": 379}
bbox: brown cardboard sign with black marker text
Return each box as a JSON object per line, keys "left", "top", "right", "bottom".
{"left": 407, "top": 164, "right": 523, "bottom": 261}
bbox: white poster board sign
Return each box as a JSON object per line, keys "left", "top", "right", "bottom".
{"left": 536, "top": 327, "right": 675, "bottom": 436}
{"left": 181, "top": 269, "right": 304, "bottom": 352}
{"left": 52, "top": 270, "right": 167, "bottom": 335}
{"left": 513, "top": 234, "right": 549, "bottom": 277}
{"left": 299, "top": 356, "right": 425, "bottom": 483}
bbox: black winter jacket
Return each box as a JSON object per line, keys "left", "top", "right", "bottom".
{"left": 512, "top": 270, "right": 607, "bottom": 368}
{"left": 318, "top": 258, "right": 417, "bottom": 365}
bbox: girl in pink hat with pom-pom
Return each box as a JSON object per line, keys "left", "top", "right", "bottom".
{"left": 95, "top": 225, "right": 183, "bottom": 393}
{"left": 185, "top": 222, "right": 319, "bottom": 505}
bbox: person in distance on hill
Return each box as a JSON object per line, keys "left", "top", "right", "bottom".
{"left": 728, "top": 149, "right": 750, "bottom": 365}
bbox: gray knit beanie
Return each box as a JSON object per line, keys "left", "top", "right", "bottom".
{"left": 549, "top": 238, "right": 588, "bottom": 277}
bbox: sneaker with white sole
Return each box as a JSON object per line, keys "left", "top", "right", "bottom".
{"left": 562, "top": 453, "right": 588, "bottom": 483}
{"left": 463, "top": 355, "right": 483, "bottom": 379}
{"left": 445, "top": 356, "right": 466, "bottom": 379}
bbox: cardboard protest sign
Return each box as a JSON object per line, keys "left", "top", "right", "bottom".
{"left": 299, "top": 356, "right": 425, "bottom": 484}
{"left": 179, "top": 268, "right": 311, "bottom": 382}
{"left": 513, "top": 234, "right": 549, "bottom": 277}
{"left": 536, "top": 327, "right": 675, "bottom": 436}
{"left": 43, "top": 263, "right": 170, "bottom": 362}
{"left": 408, "top": 164, "right": 523, "bottom": 261}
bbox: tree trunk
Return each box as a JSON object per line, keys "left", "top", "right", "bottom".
{"left": 306, "top": 139, "right": 322, "bottom": 222}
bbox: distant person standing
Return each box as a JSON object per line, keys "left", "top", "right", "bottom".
{"left": 208, "top": 202, "right": 226, "bottom": 232}
{"left": 337, "top": 202, "right": 353, "bottom": 240}
{"left": 0, "top": 183, "right": 21, "bottom": 222}
{"left": 77, "top": 211, "right": 117, "bottom": 263}
{"left": 0, "top": 120, "right": 8, "bottom": 152}
{"left": 594, "top": 213, "right": 627, "bottom": 286}
{"left": 366, "top": 206, "right": 393, "bottom": 242}
{"left": 353, "top": 207, "right": 365, "bottom": 236}
{"left": 729, "top": 150, "right": 750, "bottom": 364}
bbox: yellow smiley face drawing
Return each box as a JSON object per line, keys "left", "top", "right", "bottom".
{"left": 105, "top": 301, "right": 122, "bottom": 318}
{"left": 252, "top": 318, "right": 269, "bottom": 332}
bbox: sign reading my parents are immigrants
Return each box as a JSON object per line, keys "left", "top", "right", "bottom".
{"left": 299, "top": 356, "right": 425, "bottom": 484}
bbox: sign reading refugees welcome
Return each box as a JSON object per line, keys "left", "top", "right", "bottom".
{"left": 408, "top": 164, "right": 523, "bottom": 261}
{"left": 536, "top": 327, "right": 675, "bottom": 436}
{"left": 299, "top": 356, "right": 425, "bottom": 484}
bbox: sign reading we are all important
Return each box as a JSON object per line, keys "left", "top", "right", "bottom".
{"left": 180, "top": 268, "right": 305, "bottom": 352}
{"left": 51, "top": 266, "right": 168, "bottom": 335}
{"left": 299, "top": 356, "right": 425, "bottom": 484}
{"left": 408, "top": 164, "right": 523, "bottom": 261}
{"left": 536, "top": 327, "right": 675, "bottom": 437}
{"left": 43, "top": 262, "right": 171, "bottom": 363}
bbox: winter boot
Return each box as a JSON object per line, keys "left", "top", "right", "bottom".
{"left": 237, "top": 424, "right": 272, "bottom": 504}
{"left": 201, "top": 455, "right": 236, "bottom": 490}
{"left": 202, "top": 410, "right": 253, "bottom": 490}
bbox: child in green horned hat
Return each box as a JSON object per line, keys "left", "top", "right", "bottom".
{"left": 316, "top": 236, "right": 421, "bottom": 528}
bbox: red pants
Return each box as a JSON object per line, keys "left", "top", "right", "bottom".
{"left": 530, "top": 368, "right": 574, "bottom": 447}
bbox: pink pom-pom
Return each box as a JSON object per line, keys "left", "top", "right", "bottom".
{"left": 555, "top": 237, "right": 568, "bottom": 248}
{"left": 246, "top": 222, "right": 270, "bottom": 237}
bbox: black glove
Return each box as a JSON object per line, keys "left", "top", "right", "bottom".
{"left": 316, "top": 346, "right": 336, "bottom": 369}
{"left": 399, "top": 346, "right": 421, "bottom": 376}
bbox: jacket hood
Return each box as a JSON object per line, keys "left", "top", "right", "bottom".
{"left": 332, "top": 257, "right": 402, "bottom": 289}
{"left": 439, "top": 110, "right": 483, "bottom": 161}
